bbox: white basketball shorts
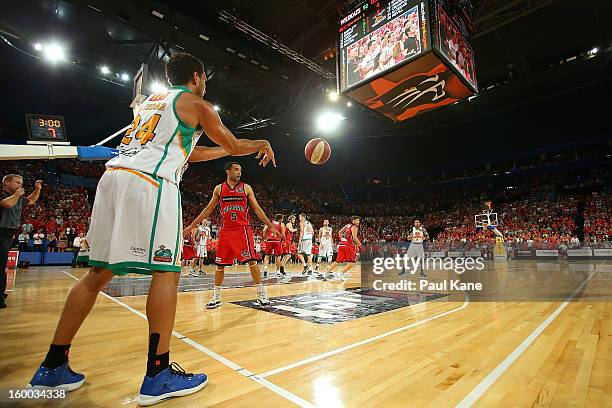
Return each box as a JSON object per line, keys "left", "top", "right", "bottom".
{"left": 84, "top": 168, "right": 182, "bottom": 275}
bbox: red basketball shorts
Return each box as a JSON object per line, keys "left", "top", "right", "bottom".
{"left": 181, "top": 245, "right": 196, "bottom": 261}
{"left": 336, "top": 244, "right": 356, "bottom": 263}
{"left": 265, "top": 240, "right": 284, "bottom": 255}
{"left": 215, "top": 227, "right": 256, "bottom": 266}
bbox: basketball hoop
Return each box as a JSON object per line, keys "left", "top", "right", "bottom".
{"left": 475, "top": 201, "right": 498, "bottom": 228}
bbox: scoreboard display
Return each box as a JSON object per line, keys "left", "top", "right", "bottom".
{"left": 337, "top": 0, "right": 477, "bottom": 122}
{"left": 338, "top": 0, "right": 431, "bottom": 92}
{"left": 26, "top": 114, "right": 68, "bottom": 143}
{"left": 434, "top": 3, "right": 477, "bottom": 91}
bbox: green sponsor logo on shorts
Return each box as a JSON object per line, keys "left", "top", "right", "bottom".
{"left": 153, "top": 245, "right": 173, "bottom": 263}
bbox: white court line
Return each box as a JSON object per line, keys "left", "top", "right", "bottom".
{"left": 6, "top": 268, "right": 16, "bottom": 291}
{"left": 62, "top": 271, "right": 314, "bottom": 408}
{"left": 258, "top": 294, "right": 470, "bottom": 378}
{"left": 455, "top": 268, "right": 598, "bottom": 408}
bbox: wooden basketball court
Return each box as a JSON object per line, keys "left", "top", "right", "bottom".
{"left": 1, "top": 259, "right": 609, "bottom": 407}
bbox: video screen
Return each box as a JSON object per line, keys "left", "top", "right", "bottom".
{"left": 436, "top": 5, "right": 477, "bottom": 91}
{"left": 338, "top": 0, "right": 430, "bottom": 92}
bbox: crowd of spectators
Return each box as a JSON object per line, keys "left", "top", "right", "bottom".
{"left": 2, "top": 151, "right": 609, "bottom": 253}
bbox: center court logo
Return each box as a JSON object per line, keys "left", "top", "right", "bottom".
{"left": 153, "top": 245, "right": 173, "bottom": 262}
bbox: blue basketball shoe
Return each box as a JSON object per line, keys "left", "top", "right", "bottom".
{"left": 28, "top": 362, "right": 85, "bottom": 390}
{"left": 136, "top": 363, "right": 208, "bottom": 406}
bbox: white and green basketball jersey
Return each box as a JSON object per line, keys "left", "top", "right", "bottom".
{"left": 411, "top": 227, "right": 425, "bottom": 243}
{"left": 107, "top": 86, "right": 203, "bottom": 183}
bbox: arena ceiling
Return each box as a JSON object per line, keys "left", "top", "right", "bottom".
{"left": 1, "top": 0, "right": 611, "bottom": 175}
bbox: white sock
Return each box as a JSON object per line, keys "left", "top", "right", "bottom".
{"left": 257, "top": 283, "right": 265, "bottom": 294}
{"left": 213, "top": 285, "right": 222, "bottom": 298}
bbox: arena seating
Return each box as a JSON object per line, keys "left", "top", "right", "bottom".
{"left": 1, "top": 146, "right": 609, "bottom": 253}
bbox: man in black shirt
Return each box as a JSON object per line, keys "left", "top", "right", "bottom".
{"left": 403, "top": 28, "right": 418, "bottom": 56}
{"left": 0, "top": 174, "right": 42, "bottom": 308}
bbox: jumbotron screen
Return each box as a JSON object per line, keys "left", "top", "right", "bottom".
{"left": 435, "top": 4, "right": 477, "bottom": 91}
{"left": 338, "top": 0, "right": 431, "bottom": 93}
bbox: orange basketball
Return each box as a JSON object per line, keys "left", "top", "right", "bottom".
{"left": 304, "top": 138, "right": 331, "bottom": 165}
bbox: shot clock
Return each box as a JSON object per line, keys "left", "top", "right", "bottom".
{"left": 25, "top": 114, "right": 70, "bottom": 145}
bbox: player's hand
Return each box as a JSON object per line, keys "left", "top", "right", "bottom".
{"left": 34, "top": 180, "right": 43, "bottom": 190}
{"left": 271, "top": 228, "right": 283, "bottom": 239}
{"left": 14, "top": 187, "right": 26, "bottom": 197}
{"left": 255, "top": 141, "right": 276, "bottom": 167}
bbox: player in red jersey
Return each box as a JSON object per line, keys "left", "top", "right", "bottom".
{"left": 181, "top": 228, "right": 197, "bottom": 276}
{"left": 262, "top": 214, "right": 286, "bottom": 277}
{"left": 184, "top": 162, "right": 281, "bottom": 308}
{"left": 325, "top": 216, "right": 362, "bottom": 281}
{"left": 280, "top": 214, "right": 297, "bottom": 274}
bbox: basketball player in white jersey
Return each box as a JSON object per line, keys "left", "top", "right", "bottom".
{"left": 317, "top": 219, "right": 334, "bottom": 272}
{"left": 29, "top": 53, "right": 277, "bottom": 405}
{"left": 298, "top": 213, "right": 315, "bottom": 275}
{"left": 193, "top": 220, "right": 210, "bottom": 275}
{"left": 401, "top": 219, "right": 429, "bottom": 277}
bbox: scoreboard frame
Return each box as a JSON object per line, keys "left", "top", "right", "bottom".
{"left": 25, "top": 113, "right": 70, "bottom": 145}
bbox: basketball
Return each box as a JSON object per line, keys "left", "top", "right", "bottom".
{"left": 304, "top": 138, "right": 331, "bottom": 165}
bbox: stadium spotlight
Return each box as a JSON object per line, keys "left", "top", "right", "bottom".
{"left": 43, "top": 43, "right": 66, "bottom": 63}
{"left": 120, "top": 73, "right": 130, "bottom": 81}
{"left": 33, "top": 43, "right": 43, "bottom": 51}
{"left": 213, "top": 105, "right": 220, "bottom": 111}
{"left": 100, "top": 65, "right": 110, "bottom": 75}
{"left": 150, "top": 81, "right": 168, "bottom": 93}
{"left": 316, "top": 111, "right": 344, "bottom": 132}
{"left": 328, "top": 91, "right": 339, "bottom": 102}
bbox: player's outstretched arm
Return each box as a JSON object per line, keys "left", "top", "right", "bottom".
{"left": 190, "top": 96, "right": 276, "bottom": 167}
{"left": 245, "top": 184, "right": 281, "bottom": 238}
{"left": 188, "top": 146, "right": 229, "bottom": 162}
{"left": 184, "top": 185, "right": 221, "bottom": 234}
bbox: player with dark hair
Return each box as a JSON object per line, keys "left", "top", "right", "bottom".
{"left": 298, "top": 213, "right": 315, "bottom": 276}
{"left": 400, "top": 219, "right": 429, "bottom": 277}
{"left": 317, "top": 219, "right": 334, "bottom": 270}
{"left": 184, "top": 162, "right": 281, "bottom": 309}
{"left": 280, "top": 214, "right": 297, "bottom": 275}
{"left": 28, "top": 52, "right": 277, "bottom": 406}
{"left": 263, "top": 214, "right": 285, "bottom": 277}
{"left": 325, "top": 216, "right": 362, "bottom": 281}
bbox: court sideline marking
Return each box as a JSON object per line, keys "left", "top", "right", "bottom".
{"left": 62, "top": 271, "right": 315, "bottom": 408}
{"left": 454, "top": 266, "right": 600, "bottom": 408}
{"left": 258, "top": 293, "right": 470, "bottom": 378}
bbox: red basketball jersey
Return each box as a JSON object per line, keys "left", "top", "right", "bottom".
{"left": 267, "top": 221, "right": 282, "bottom": 241}
{"left": 339, "top": 223, "right": 355, "bottom": 248}
{"left": 219, "top": 182, "right": 249, "bottom": 231}
{"left": 285, "top": 223, "right": 294, "bottom": 243}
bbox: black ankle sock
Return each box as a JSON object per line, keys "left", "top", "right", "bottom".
{"left": 146, "top": 333, "right": 169, "bottom": 377}
{"left": 42, "top": 344, "right": 71, "bottom": 369}
{"left": 146, "top": 352, "right": 169, "bottom": 377}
